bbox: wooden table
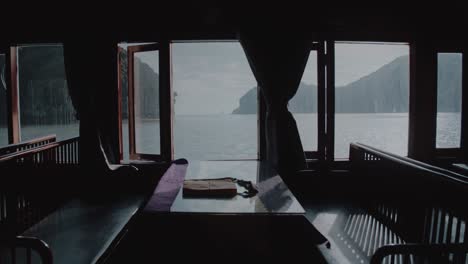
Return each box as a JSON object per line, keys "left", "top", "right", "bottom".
{"left": 109, "top": 161, "right": 327, "bottom": 263}
{"left": 145, "top": 160, "right": 305, "bottom": 215}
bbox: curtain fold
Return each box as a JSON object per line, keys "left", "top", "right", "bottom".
{"left": 63, "top": 42, "right": 120, "bottom": 173}
{"left": 240, "top": 33, "right": 310, "bottom": 174}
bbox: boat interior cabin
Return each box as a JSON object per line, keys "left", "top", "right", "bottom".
{"left": 2, "top": 5, "right": 468, "bottom": 264}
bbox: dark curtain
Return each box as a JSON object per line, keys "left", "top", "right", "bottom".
{"left": 63, "top": 41, "right": 120, "bottom": 174}
{"left": 240, "top": 33, "right": 309, "bottom": 174}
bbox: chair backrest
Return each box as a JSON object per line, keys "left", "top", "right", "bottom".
{"left": 0, "top": 236, "right": 53, "bottom": 264}
{"left": 371, "top": 243, "right": 468, "bottom": 264}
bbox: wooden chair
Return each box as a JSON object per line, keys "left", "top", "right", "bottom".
{"left": 0, "top": 236, "right": 53, "bottom": 264}
{"left": 371, "top": 243, "right": 468, "bottom": 264}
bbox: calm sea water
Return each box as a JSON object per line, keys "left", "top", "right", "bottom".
{"left": 0, "top": 113, "right": 461, "bottom": 161}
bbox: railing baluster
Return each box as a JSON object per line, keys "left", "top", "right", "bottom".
{"left": 447, "top": 211, "right": 454, "bottom": 244}
{"left": 455, "top": 219, "right": 462, "bottom": 243}
{"left": 74, "top": 141, "right": 76, "bottom": 163}
{"left": 440, "top": 209, "right": 447, "bottom": 243}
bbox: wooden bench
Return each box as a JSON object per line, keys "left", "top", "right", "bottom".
{"left": 17, "top": 160, "right": 172, "bottom": 264}
{"left": 1, "top": 155, "right": 171, "bottom": 264}
{"left": 0, "top": 133, "right": 174, "bottom": 264}
{"left": 347, "top": 143, "right": 468, "bottom": 263}
{"left": 21, "top": 194, "right": 146, "bottom": 264}
{"left": 311, "top": 143, "right": 468, "bottom": 263}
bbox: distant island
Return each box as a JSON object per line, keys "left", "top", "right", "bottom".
{"left": 233, "top": 54, "right": 462, "bottom": 114}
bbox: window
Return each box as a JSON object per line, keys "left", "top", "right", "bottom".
{"left": 172, "top": 42, "right": 258, "bottom": 160}
{"left": 0, "top": 54, "right": 6, "bottom": 146}
{"left": 118, "top": 42, "right": 171, "bottom": 161}
{"left": 436, "top": 53, "right": 462, "bottom": 149}
{"left": 289, "top": 50, "right": 318, "bottom": 153}
{"left": 16, "top": 45, "right": 78, "bottom": 141}
{"left": 334, "top": 42, "right": 410, "bottom": 159}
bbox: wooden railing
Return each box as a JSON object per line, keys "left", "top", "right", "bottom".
{"left": 353, "top": 142, "right": 468, "bottom": 182}
{"left": 52, "top": 136, "right": 79, "bottom": 165}
{"left": 0, "top": 136, "right": 79, "bottom": 235}
{"left": 350, "top": 142, "right": 468, "bottom": 190}
{"left": 349, "top": 142, "right": 468, "bottom": 263}
{"left": 0, "top": 136, "right": 79, "bottom": 165}
{"left": 0, "top": 135, "right": 56, "bottom": 157}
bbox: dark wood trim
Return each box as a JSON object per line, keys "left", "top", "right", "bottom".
{"left": 317, "top": 41, "right": 326, "bottom": 163}
{"left": 127, "top": 43, "right": 159, "bottom": 53}
{"left": 117, "top": 46, "right": 124, "bottom": 162}
{"left": 304, "top": 151, "right": 319, "bottom": 160}
{"left": 436, "top": 148, "right": 462, "bottom": 159}
{"left": 132, "top": 153, "right": 163, "bottom": 161}
{"left": 7, "top": 47, "right": 20, "bottom": 144}
{"left": 310, "top": 42, "right": 320, "bottom": 50}
{"left": 326, "top": 41, "right": 335, "bottom": 162}
{"left": 159, "top": 40, "right": 173, "bottom": 162}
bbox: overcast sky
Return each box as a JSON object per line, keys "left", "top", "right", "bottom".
{"left": 136, "top": 41, "right": 409, "bottom": 115}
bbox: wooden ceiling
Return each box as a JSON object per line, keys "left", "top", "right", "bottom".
{"left": 1, "top": 5, "right": 468, "bottom": 43}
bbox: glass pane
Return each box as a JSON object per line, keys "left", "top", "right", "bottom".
{"left": 334, "top": 42, "right": 410, "bottom": 159}
{"left": 17, "top": 45, "right": 78, "bottom": 141}
{"left": 134, "top": 50, "right": 160, "bottom": 154}
{"left": 173, "top": 42, "right": 258, "bottom": 160}
{"left": 289, "top": 50, "right": 318, "bottom": 151}
{"left": 0, "top": 54, "right": 7, "bottom": 147}
{"left": 436, "top": 53, "right": 462, "bottom": 148}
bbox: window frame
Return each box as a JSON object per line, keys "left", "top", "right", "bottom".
{"left": 121, "top": 42, "right": 173, "bottom": 162}
{"left": 297, "top": 41, "right": 328, "bottom": 163}
{"left": 332, "top": 41, "right": 413, "bottom": 161}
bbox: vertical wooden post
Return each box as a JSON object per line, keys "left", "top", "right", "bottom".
{"left": 5, "top": 46, "right": 20, "bottom": 143}
{"left": 408, "top": 41, "right": 437, "bottom": 161}
{"left": 159, "top": 40, "right": 173, "bottom": 162}
{"left": 317, "top": 41, "right": 326, "bottom": 164}
{"left": 117, "top": 47, "right": 124, "bottom": 161}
